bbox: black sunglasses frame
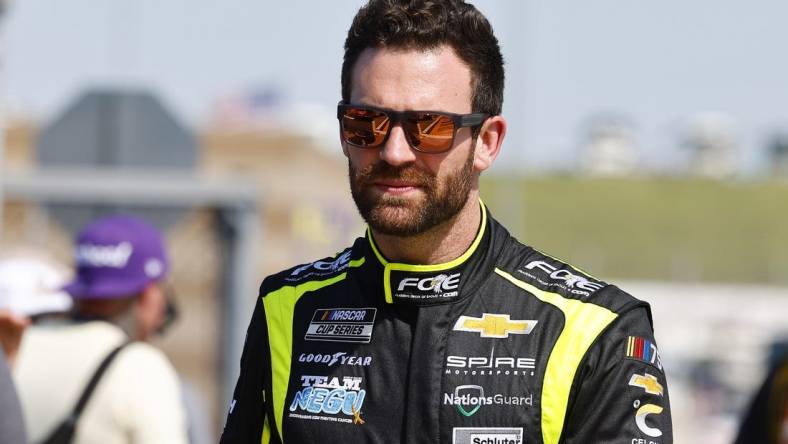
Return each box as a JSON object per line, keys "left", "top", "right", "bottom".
{"left": 337, "top": 102, "right": 489, "bottom": 154}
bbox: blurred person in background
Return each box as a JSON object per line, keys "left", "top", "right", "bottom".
{"left": 734, "top": 349, "right": 788, "bottom": 444}
{"left": 221, "top": 0, "right": 672, "bottom": 443}
{"left": 0, "top": 252, "right": 73, "bottom": 444}
{"left": 0, "top": 347, "right": 27, "bottom": 444}
{"left": 11, "top": 215, "right": 188, "bottom": 444}
{"left": 0, "top": 253, "right": 73, "bottom": 368}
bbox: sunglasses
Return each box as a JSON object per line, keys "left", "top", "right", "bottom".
{"left": 337, "top": 102, "right": 488, "bottom": 154}
{"left": 156, "top": 285, "right": 179, "bottom": 335}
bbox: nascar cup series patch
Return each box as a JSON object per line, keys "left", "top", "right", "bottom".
{"left": 305, "top": 308, "right": 377, "bottom": 343}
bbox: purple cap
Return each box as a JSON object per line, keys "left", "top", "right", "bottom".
{"left": 63, "top": 215, "right": 169, "bottom": 299}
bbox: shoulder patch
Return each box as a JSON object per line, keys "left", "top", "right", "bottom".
{"left": 625, "top": 336, "right": 664, "bottom": 372}
{"left": 282, "top": 248, "right": 356, "bottom": 284}
{"left": 514, "top": 254, "right": 606, "bottom": 299}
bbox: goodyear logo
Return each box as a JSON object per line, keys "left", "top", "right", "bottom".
{"left": 453, "top": 313, "right": 537, "bottom": 338}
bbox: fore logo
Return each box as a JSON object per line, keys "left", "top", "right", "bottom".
{"left": 393, "top": 272, "right": 461, "bottom": 300}
{"left": 397, "top": 273, "right": 460, "bottom": 293}
{"left": 518, "top": 260, "right": 604, "bottom": 296}
{"left": 288, "top": 250, "right": 353, "bottom": 280}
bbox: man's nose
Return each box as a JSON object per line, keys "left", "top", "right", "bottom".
{"left": 379, "top": 125, "right": 417, "bottom": 166}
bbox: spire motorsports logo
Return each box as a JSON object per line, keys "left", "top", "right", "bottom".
{"left": 444, "top": 385, "right": 532, "bottom": 417}
{"left": 289, "top": 375, "right": 366, "bottom": 425}
{"left": 445, "top": 345, "right": 536, "bottom": 377}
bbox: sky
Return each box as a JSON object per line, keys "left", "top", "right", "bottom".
{"left": 4, "top": 0, "right": 788, "bottom": 172}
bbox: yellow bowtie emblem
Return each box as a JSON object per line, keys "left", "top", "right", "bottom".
{"left": 628, "top": 372, "right": 664, "bottom": 396}
{"left": 453, "top": 313, "right": 537, "bottom": 338}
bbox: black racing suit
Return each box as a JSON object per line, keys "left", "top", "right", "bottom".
{"left": 221, "top": 203, "right": 672, "bottom": 443}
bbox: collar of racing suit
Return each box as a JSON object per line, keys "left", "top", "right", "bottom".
{"left": 357, "top": 200, "right": 501, "bottom": 306}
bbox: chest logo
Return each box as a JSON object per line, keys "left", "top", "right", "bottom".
{"left": 453, "top": 313, "right": 537, "bottom": 338}
{"left": 305, "top": 308, "right": 377, "bottom": 343}
{"left": 452, "top": 427, "right": 523, "bottom": 444}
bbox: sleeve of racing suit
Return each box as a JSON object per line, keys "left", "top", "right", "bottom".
{"left": 562, "top": 306, "right": 673, "bottom": 444}
{"left": 220, "top": 288, "right": 271, "bottom": 443}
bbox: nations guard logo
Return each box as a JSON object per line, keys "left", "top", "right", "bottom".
{"left": 453, "top": 313, "right": 537, "bottom": 338}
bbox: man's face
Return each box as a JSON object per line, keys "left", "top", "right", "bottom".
{"left": 345, "top": 45, "right": 480, "bottom": 236}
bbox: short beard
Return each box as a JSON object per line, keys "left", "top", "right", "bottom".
{"left": 348, "top": 148, "right": 475, "bottom": 237}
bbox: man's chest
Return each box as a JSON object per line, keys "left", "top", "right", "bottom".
{"left": 279, "top": 279, "right": 564, "bottom": 444}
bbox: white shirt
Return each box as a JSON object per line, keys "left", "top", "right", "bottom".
{"left": 13, "top": 320, "right": 188, "bottom": 444}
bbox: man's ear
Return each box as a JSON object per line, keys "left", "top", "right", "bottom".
{"left": 473, "top": 115, "right": 506, "bottom": 173}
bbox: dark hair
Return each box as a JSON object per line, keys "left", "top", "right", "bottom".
{"left": 342, "top": 0, "right": 505, "bottom": 116}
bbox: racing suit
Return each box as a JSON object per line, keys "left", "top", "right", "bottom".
{"left": 221, "top": 203, "right": 672, "bottom": 443}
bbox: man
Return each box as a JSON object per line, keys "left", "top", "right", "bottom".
{"left": 222, "top": 1, "right": 672, "bottom": 443}
{"left": 0, "top": 348, "right": 27, "bottom": 444}
{"left": 0, "top": 254, "right": 73, "bottom": 368}
{"left": 13, "top": 215, "right": 188, "bottom": 444}
{"left": 734, "top": 353, "right": 788, "bottom": 444}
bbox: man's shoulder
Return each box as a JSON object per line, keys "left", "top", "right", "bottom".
{"left": 496, "top": 241, "right": 644, "bottom": 314}
{"left": 259, "top": 240, "right": 364, "bottom": 297}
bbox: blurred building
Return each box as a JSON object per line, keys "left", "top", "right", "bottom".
{"left": 768, "top": 133, "right": 788, "bottom": 178}
{"left": 580, "top": 113, "right": 638, "bottom": 176}
{"left": 1, "top": 91, "right": 358, "bottom": 435}
{"left": 682, "top": 112, "right": 739, "bottom": 178}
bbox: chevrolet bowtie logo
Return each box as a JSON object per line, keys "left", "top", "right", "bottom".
{"left": 628, "top": 372, "right": 664, "bottom": 396}
{"left": 453, "top": 313, "right": 538, "bottom": 338}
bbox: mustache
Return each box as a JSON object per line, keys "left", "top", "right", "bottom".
{"left": 354, "top": 161, "right": 433, "bottom": 185}
{"left": 356, "top": 161, "right": 433, "bottom": 185}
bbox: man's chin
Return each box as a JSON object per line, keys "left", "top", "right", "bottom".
{"left": 365, "top": 204, "right": 426, "bottom": 237}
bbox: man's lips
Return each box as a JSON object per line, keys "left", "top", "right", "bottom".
{"left": 371, "top": 180, "right": 422, "bottom": 194}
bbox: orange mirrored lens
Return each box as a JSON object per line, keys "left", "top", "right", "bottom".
{"left": 341, "top": 108, "right": 390, "bottom": 147}
{"left": 405, "top": 113, "right": 455, "bottom": 152}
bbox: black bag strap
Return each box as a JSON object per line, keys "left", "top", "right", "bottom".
{"left": 71, "top": 341, "right": 131, "bottom": 418}
{"left": 39, "top": 341, "right": 132, "bottom": 444}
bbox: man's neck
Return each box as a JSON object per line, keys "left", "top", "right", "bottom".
{"left": 370, "top": 193, "right": 482, "bottom": 265}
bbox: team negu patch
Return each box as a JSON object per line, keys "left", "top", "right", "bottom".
{"left": 625, "top": 336, "right": 663, "bottom": 372}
